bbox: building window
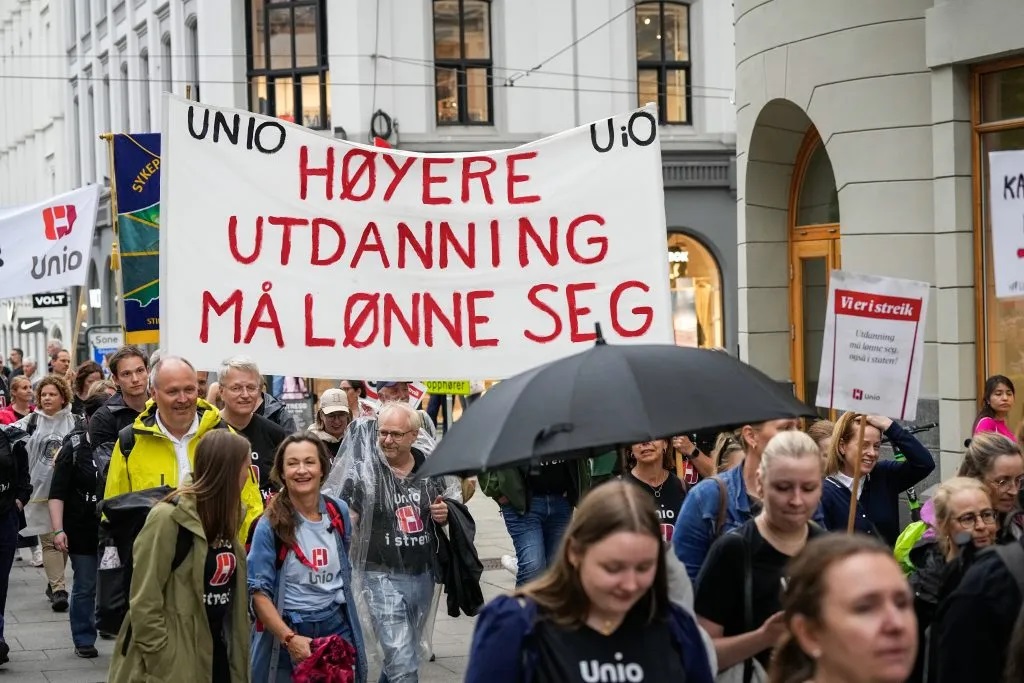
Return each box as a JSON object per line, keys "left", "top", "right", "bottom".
{"left": 86, "top": 81, "right": 97, "bottom": 182}
{"left": 432, "top": 0, "right": 492, "bottom": 125}
{"left": 974, "top": 59, "right": 1024, "bottom": 431}
{"left": 161, "top": 33, "right": 172, "bottom": 94}
{"left": 186, "top": 16, "right": 200, "bottom": 100}
{"left": 71, "top": 92, "right": 82, "bottom": 185}
{"left": 139, "top": 48, "right": 151, "bottom": 130}
{"left": 246, "top": 0, "right": 329, "bottom": 129}
{"left": 120, "top": 60, "right": 130, "bottom": 130}
{"left": 635, "top": 1, "right": 690, "bottom": 125}
{"left": 667, "top": 233, "right": 723, "bottom": 349}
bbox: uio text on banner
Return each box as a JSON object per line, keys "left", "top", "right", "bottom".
{"left": 160, "top": 96, "right": 673, "bottom": 379}
{"left": 815, "top": 271, "right": 930, "bottom": 421}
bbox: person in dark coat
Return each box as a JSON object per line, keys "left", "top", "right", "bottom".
{"left": 0, "top": 423, "right": 32, "bottom": 665}
{"left": 88, "top": 346, "right": 149, "bottom": 485}
{"left": 255, "top": 391, "right": 297, "bottom": 433}
{"left": 820, "top": 413, "right": 934, "bottom": 545}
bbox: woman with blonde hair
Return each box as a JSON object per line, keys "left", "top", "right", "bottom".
{"left": 820, "top": 413, "right": 934, "bottom": 545}
{"left": 465, "top": 480, "right": 714, "bottom": 683}
{"left": 768, "top": 534, "right": 916, "bottom": 683}
{"left": 108, "top": 431, "right": 253, "bottom": 682}
{"left": 695, "top": 430, "right": 826, "bottom": 680}
{"left": 896, "top": 477, "right": 997, "bottom": 683}
{"left": 709, "top": 432, "right": 744, "bottom": 473}
{"left": 674, "top": 417, "right": 800, "bottom": 581}
{"left": 955, "top": 432, "right": 1024, "bottom": 542}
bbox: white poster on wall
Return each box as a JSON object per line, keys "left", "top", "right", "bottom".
{"left": 815, "top": 271, "right": 930, "bottom": 420}
{"left": 988, "top": 150, "right": 1024, "bottom": 298}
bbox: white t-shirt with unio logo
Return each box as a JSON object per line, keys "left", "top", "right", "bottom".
{"left": 281, "top": 512, "right": 346, "bottom": 613}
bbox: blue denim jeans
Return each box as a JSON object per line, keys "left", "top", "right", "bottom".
{"left": 69, "top": 553, "right": 97, "bottom": 648}
{"left": 276, "top": 604, "right": 357, "bottom": 678}
{"left": 363, "top": 571, "right": 434, "bottom": 683}
{"left": 501, "top": 494, "right": 573, "bottom": 587}
{"left": 0, "top": 507, "right": 19, "bottom": 641}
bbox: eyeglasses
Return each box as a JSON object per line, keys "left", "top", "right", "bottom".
{"left": 379, "top": 429, "right": 414, "bottom": 440}
{"left": 989, "top": 475, "right": 1024, "bottom": 492}
{"left": 955, "top": 509, "right": 998, "bottom": 527}
{"left": 224, "top": 384, "right": 260, "bottom": 395}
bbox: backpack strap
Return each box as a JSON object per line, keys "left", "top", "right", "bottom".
{"left": 25, "top": 411, "right": 38, "bottom": 436}
{"left": 117, "top": 425, "right": 136, "bottom": 458}
{"left": 171, "top": 525, "right": 193, "bottom": 572}
{"left": 711, "top": 476, "right": 728, "bottom": 539}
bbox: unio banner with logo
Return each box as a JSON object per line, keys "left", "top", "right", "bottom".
{"left": 815, "top": 271, "right": 930, "bottom": 421}
{"left": 161, "top": 96, "right": 674, "bottom": 379}
{"left": 0, "top": 186, "right": 100, "bottom": 299}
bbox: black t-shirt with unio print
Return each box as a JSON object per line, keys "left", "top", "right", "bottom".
{"left": 237, "top": 414, "right": 289, "bottom": 503}
{"left": 204, "top": 542, "right": 236, "bottom": 681}
{"left": 528, "top": 459, "right": 574, "bottom": 496}
{"left": 533, "top": 607, "right": 686, "bottom": 683}
{"left": 345, "top": 450, "right": 436, "bottom": 574}
{"left": 695, "top": 520, "right": 825, "bottom": 668}
{"left": 623, "top": 470, "right": 686, "bottom": 543}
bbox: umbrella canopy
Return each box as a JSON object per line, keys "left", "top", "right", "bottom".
{"left": 415, "top": 340, "right": 816, "bottom": 479}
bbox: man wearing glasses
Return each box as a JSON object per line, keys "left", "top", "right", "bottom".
{"left": 217, "top": 356, "right": 289, "bottom": 502}
{"left": 338, "top": 401, "right": 456, "bottom": 683}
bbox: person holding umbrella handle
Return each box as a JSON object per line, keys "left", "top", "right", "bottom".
{"left": 820, "top": 414, "right": 935, "bottom": 546}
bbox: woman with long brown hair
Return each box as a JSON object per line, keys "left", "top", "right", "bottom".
{"left": 107, "top": 430, "right": 253, "bottom": 682}
{"left": 465, "top": 480, "right": 714, "bottom": 683}
{"left": 248, "top": 433, "right": 366, "bottom": 683}
{"left": 768, "top": 534, "right": 916, "bottom": 683}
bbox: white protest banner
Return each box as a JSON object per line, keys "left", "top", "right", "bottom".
{"left": 0, "top": 185, "right": 100, "bottom": 299}
{"left": 160, "top": 96, "right": 673, "bottom": 379}
{"left": 988, "top": 150, "right": 1024, "bottom": 298}
{"left": 815, "top": 271, "right": 929, "bottom": 420}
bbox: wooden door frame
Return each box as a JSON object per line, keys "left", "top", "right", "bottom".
{"left": 788, "top": 128, "right": 842, "bottom": 405}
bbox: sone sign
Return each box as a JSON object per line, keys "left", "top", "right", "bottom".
{"left": 160, "top": 96, "right": 674, "bottom": 379}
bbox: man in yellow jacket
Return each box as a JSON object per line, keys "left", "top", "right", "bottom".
{"left": 103, "top": 356, "right": 263, "bottom": 540}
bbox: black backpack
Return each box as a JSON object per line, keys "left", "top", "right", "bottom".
{"left": 996, "top": 543, "right": 1024, "bottom": 682}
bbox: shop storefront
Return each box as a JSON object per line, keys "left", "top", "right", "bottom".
{"left": 975, "top": 58, "right": 1024, "bottom": 430}
{"left": 735, "top": 0, "right": 1024, "bottom": 478}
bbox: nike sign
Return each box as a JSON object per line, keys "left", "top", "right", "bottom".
{"left": 17, "top": 318, "right": 43, "bottom": 333}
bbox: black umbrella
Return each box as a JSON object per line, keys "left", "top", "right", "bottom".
{"left": 416, "top": 327, "right": 816, "bottom": 478}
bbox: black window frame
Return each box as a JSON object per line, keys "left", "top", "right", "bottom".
{"left": 635, "top": 0, "right": 691, "bottom": 125}
{"left": 245, "top": 0, "right": 330, "bottom": 130}
{"left": 432, "top": 0, "right": 494, "bottom": 126}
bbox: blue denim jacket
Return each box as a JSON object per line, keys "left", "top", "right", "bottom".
{"left": 247, "top": 495, "right": 367, "bottom": 683}
{"left": 672, "top": 462, "right": 826, "bottom": 582}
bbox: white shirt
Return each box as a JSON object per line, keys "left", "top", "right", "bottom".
{"left": 154, "top": 412, "right": 200, "bottom": 485}
{"left": 832, "top": 472, "right": 867, "bottom": 500}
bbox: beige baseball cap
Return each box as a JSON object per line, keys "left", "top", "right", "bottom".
{"left": 319, "top": 388, "right": 351, "bottom": 415}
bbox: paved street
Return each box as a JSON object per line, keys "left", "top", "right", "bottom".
{"left": 0, "top": 493, "right": 515, "bottom": 682}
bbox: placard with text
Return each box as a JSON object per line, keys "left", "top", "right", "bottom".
{"left": 815, "top": 271, "right": 930, "bottom": 420}
{"left": 160, "top": 96, "right": 673, "bottom": 379}
{"left": 988, "top": 150, "right": 1024, "bottom": 298}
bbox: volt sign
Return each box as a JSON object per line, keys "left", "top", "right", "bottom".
{"left": 31, "top": 292, "right": 69, "bottom": 308}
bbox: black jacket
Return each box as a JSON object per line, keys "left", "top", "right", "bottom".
{"left": 89, "top": 392, "right": 141, "bottom": 484}
{"left": 434, "top": 498, "right": 484, "bottom": 618}
{"left": 932, "top": 541, "right": 1022, "bottom": 683}
{"left": 0, "top": 424, "right": 32, "bottom": 518}
{"left": 256, "top": 392, "right": 297, "bottom": 433}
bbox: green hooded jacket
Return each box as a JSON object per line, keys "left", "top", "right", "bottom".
{"left": 107, "top": 493, "right": 251, "bottom": 683}
{"left": 479, "top": 459, "right": 592, "bottom": 514}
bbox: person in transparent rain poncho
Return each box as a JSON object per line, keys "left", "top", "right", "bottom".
{"left": 323, "top": 402, "right": 461, "bottom": 683}
{"left": 17, "top": 375, "right": 80, "bottom": 612}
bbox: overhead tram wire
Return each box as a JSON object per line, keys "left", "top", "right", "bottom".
{"left": 0, "top": 71, "right": 735, "bottom": 100}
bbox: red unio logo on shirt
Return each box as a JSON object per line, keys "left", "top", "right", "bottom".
{"left": 209, "top": 552, "right": 237, "bottom": 587}
{"left": 395, "top": 505, "right": 424, "bottom": 534}
{"left": 311, "top": 546, "right": 329, "bottom": 569}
